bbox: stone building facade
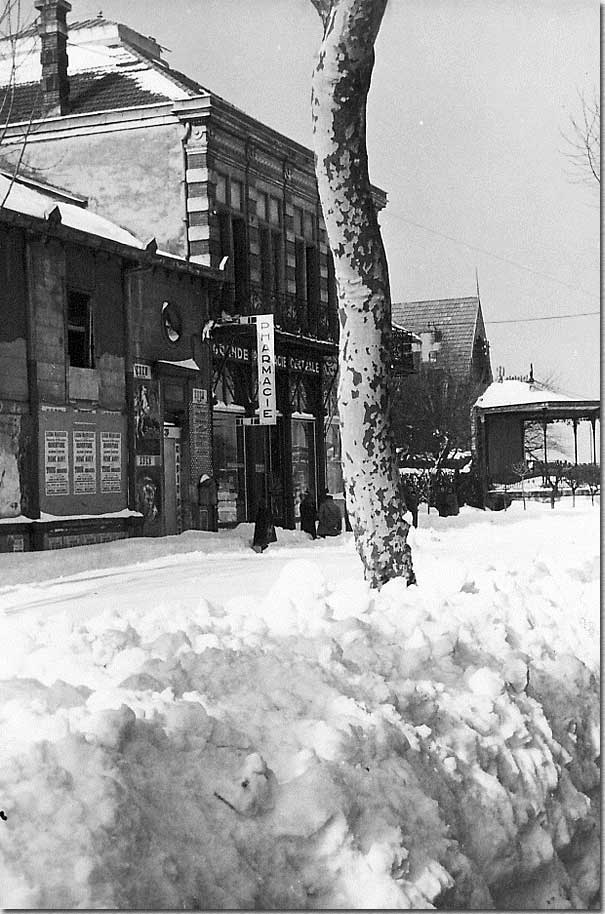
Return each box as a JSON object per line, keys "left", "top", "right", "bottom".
{"left": 0, "top": 7, "right": 393, "bottom": 527}
{"left": 0, "top": 172, "right": 220, "bottom": 550}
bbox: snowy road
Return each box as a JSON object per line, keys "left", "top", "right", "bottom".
{"left": 0, "top": 502, "right": 599, "bottom": 909}
{"left": 1, "top": 539, "right": 361, "bottom": 618}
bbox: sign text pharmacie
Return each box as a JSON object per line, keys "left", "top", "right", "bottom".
{"left": 256, "top": 315, "right": 277, "bottom": 425}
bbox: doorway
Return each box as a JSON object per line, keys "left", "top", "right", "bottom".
{"left": 163, "top": 423, "right": 182, "bottom": 535}
{"left": 244, "top": 421, "right": 284, "bottom": 525}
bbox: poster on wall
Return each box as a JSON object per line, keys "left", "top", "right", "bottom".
{"left": 44, "top": 430, "right": 69, "bottom": 496}
{"left": 100, "top": 432, "right": 122, "bottom": 494}
{"left": 73, "top": 430, "right": 97, "bottom": 495}
{"left": 135, "top": 457, "right": 162, "bottom": 535}
{"left": 133, "top": 377, "right": 161, "bottom": 452}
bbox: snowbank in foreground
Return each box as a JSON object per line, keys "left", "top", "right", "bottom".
{"left": 0, "top": 505, "right": 599, "bottom": 909}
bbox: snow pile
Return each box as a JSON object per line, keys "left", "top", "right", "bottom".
{"left": 0, "top": 505, "right": 599, "bottom": 909}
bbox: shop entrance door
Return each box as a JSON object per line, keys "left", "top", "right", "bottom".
{"left": 244, "top": 422, "right": 284, "bottom": 525}
{"left": 163, "top": 424, "right": 182, "bottom": 535}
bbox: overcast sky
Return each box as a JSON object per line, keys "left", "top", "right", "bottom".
{"left": 24, "top": 0, "right": 601, "bottom": 397}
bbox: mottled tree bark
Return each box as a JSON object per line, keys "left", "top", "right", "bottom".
{"left": 310, "top": 0, "right": 415, "bottom": 587}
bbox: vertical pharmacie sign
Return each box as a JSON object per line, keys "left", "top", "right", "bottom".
{"left": 256, "top": 314, "right": 277, "bottom": 425}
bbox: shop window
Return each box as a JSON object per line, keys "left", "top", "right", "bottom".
{"left": 67, "top": 289, "right": 94, "bottom": 368}
{"left": 214, "top": 364, "right": 236, "bottom": 407}
{"left": 291, "top": 376, "right": 310, "bottom": 414}
{"left": 325, "top": 420, "right": 343, "bottom": 496}
{"left": 291, "top": 418, "right": 316, "bottom": 504}
{"left": 213, "top": 411, "right": 246, "bottom": 525}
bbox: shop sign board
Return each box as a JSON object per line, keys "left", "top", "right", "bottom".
{"left": 100, "top": 432, "right": 122, "bottom": 494}
{"left": 256, "top": 315, "right": 276, "bottom": 425}
{"left": 73, "top": 430, "right": 97, "bottom": 495}
{"left": 44, "top": 430, "right": 69, "bottom": 496}
{"left": 214, "top": 342, "right": 319, "bottom": 375}
{"left": 192, "top": 388, "right": 207, "bottom": 404}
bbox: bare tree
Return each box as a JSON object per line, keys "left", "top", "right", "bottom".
{"left": 0, "top": 0, "right": 41, "bottom": 205}
{"left": 581, "top": 463, "right": 599, "bottom": 506}
{"left": 511, "top": 461, "right": 531, "bottom": 510}
{"left": 563, "top": 89, "right": 600, "bottom": 186}
{"left": 561, "top": 463, "right": 581, "bottom": 508}
{"left": 309, "top": 0, "right": 414, "bottom": 588}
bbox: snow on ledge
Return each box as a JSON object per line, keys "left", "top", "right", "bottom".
{"left": 157, "top": 359, "right": 201, "bottom": 371}
{"left": 37, "top": 509, "right": 142, "bottom": 523}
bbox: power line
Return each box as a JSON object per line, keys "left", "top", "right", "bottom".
{"left": 382, "top": 209, "right": 598, "bottom": 300}
{"left": 485, "top": 311, "right": 599, "bottom": 324}
{"left": 392, "top": 311, "right": 599, "bottom": 327}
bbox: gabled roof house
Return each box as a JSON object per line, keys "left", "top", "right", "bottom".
{"left": 391, "top": 296, "right": 492, "bottom": 386}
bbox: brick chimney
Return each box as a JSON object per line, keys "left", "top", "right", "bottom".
{"left": 34, "top": 0, "right": 71, "bottom": 115}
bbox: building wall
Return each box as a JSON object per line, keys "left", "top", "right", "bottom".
{"left": 38, "top": 403, "right": 128, "bottom": 517}
{"left": 183, "top": 117, "right": 336, "bottom": 335}
{"left": 29, "top": 238, "right": 129, "bottom": 518}
{"left": 0, "top": 224, "right": 29, "bottom": 403}
{"left": 0, "top": 224, "right": 31, "bottom": 526}
{"left": 14, "top": 122, "right": 186, "bottom": 255}
{"left": 125, "top": 265, "right": 213, "bottom": 534}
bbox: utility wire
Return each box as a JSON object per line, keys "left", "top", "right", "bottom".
{"left": 392, "top": 312, "right": 599, "bottom": 326}
{"left": 382, "top": 209, "right": 598, "bottom": 300}
{"left": 484, "top": 311, "right": 599, "bottom": 324}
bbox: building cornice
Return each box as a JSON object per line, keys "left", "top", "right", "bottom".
{"left": 0, "top": 101, "right": 178, "bottom": 144}
{"left": 0, "top": 205, "right": 224, "bottom": 280}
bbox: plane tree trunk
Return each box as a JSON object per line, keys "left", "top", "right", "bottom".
{"left": 310, "top": 0, "right": 415, "bottom": 587}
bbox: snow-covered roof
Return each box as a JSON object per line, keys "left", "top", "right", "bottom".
{"left": 0, "top": 172, "right": 143, "bottom": 248}
{"left": 0, "top": 18, "right": 204, "bottom": 123}
{"left": 473, "top": 379, "right": 599, "bottom": 414}
{"left": 392, "top": 296, "right": 489, "bottom": 380}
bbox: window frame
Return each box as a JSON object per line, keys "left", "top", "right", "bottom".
{"left": 66, "top": 288, "right": 95, "bottom": 369}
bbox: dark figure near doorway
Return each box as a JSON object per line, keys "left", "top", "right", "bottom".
{"left": 343, "top": 488, "right": 353, "bottom": 532}
{"left": 300, "top": 491, "right": 317, "bottom": 539}
{"left": 317, "top": 491, "right": 342, "bottom": 538}
{"left": 252, "top": 498, "right": 277, "bottom": 553}
{"left": 401, "top": 480, "right": 419, "bottom": 528}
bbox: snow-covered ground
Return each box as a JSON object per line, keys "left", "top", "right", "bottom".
{"left": 0, "top": 501, "right": 599, "bottom": 909}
